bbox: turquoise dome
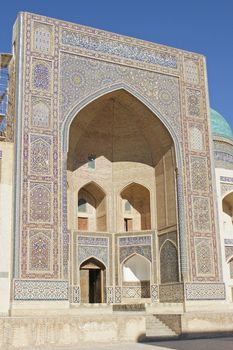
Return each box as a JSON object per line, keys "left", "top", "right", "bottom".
{"left": 210, "top": 109, "right": 233, "bottom": 141}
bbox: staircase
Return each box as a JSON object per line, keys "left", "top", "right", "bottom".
{"left": 146, "top": 315, "right": 178, "bottom": 339}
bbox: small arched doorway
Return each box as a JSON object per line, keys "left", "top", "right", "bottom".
{"left": 80, "top": 257, "right": 106, "bottom": 303}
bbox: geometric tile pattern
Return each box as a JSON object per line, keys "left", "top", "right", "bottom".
{"left": 71, "top": 286, "right": 80, "bottom": 303}
{"left": 77, "top": 235, "right": 109, "bottom": 267}
{"left": 159, "top": 283, "right": 184, "bottom": 303}
{"left": 184, "top": 58, "right": 199, "bottom": 85}
{"left": 191, "top": 157, "right": 208, "bottom": 192}
{"left": 29, "top": 182, "right": 52, "bottom": 223}
{"left": 189, "top": 125, "right": 204, "bottom": 151}
{"left": 28, "top": 229, "right": 52, "bottom": 272}
{"left": 151, "top": 285, "right": 159, "bottom": 302}
{"left": 14, "top": 280, "right": 68, "bottom": 300}
{"left": 122, "top": 283, "right": 150, "bottom": 298}
{"left": 106, "top": 287, "right": 114, "bottom": 304}
{"left": 185, "top": 283, "right": 225, "bottom": 300}
{"left": 31, "top": 98, "right": 51, "bottom": 129}
{"left": 60, "top": 53, "right": 181, "bottom": 137}
{"left": 186, "top": 88, "right": 201, "bottom": 117}
{"left": 192, "top": 196, "right": 211, "bottom": 233}
{"left": 12, "top": 13, "right": 222, "bottom": 299}
{"left": 33, "top": 22, "right": 53, "bottom": 54}
{"left": 119, "top": 245, "right": 152, "bottom": 263}
{"left": 115, "top": 287, "right": 122, "bottom": 304}
{"left": 195, "top": 238, "right": 214, "bottom": 275}
{"left": 160, "top": 240, "right": 179, "bottom": 283}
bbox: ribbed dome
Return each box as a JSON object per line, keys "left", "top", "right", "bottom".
{"left": 211, "top": 108, "right": 233, "bottom": 141}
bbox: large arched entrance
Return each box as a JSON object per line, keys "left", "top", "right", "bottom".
{"left": 66, "top": 88, "right": 180, "bottom": 303}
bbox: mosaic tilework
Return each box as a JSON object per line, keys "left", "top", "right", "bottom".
{"left": 190, "top": 157, "right": 208, "bottom": 192}
{"left": 160, "top": 240, "right": 179, "bottom": 283}
{"left": 159, "top": 283, "right": 184, "bottom": 303}
{"left": 119, "top": 235, "right": 152, "bottom": 262}
{"left": 77, "top": 235, "right": 108, "bottom": 267}
{"left": 224, "top": 239, "right": 233, "bottom": 245}
{"left": 158, "top": 232, "right": 177, "bottom": 250}
{"left": 220, "top": 176, "right": 233, "bottom": 183}
{"left": 14, "top": 280, "right": 68, "bottom": 300}
{"left": 122, "top": 283, "right": 150, "bottom": 298}
{"left": 28, "top": 230, "right": 52, "bottom": 272}
{"left": 225, "top": 246, "right": 233, "bottom": 261}
{"left": 151, "top": 285, "right": 159, "bottom": 302}
{"left": 185, "top": 283, "right": 225, "bottom": 300}
{"left": 13, "top": 13, "right": 222, "bottom": 298}
{"left": 115, "top": 287, "right": 122, "bottom": 304}
{"left": 33, "top": 22, "right": 53, "bottom": 54}
{"left": 70, "top": 286, "right": 80, "bottom": 303}
{"left": 195, "top": 238, "right": 214, "bottom": 275}
{"left": 32, "top": 59, "right": 52, "bottom": 91}
{"left": 60, "top": 54, "right": 181, "bottom": 137}
{"left": 61, "top": 29, "right": 178, "bottom": 69}
{"left": 78, "top": 236, "right": 108, "bottom": 246}
{"left": 29, "top": 182, "right": 52, "bottom": 223}
{"left": 29, "top": 135, "right": 52, "bottom": 175}
{"left": 184, "top": 58, "right": 199, "bottom": 85}
{"left": 186, "top": 88, "right": 202, "bottom": 118}
{"left": 213, "top": 141, "right": 233, "bottom": 170}
{"left": 120, "top": 246, "right": 151, "bottom": 263}
{"left": 221, "top": 183, "right": 233, "bottom": 197}
{"left": 106, "top": 287, "right": 114, "bottom": 304}
{"left": 31, "top": 97, "right": 51, "bottom": 128}
{"left": 119, "top": 236, "right": 151, "bottom": 246}
{"left": 189, "top": 125, "right": 204, "bottom": 151}
{"left": 192, "top": 197, "right": 211, "bottom": 232}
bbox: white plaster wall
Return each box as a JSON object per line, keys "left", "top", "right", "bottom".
{"left": 0, "top": 142, "right": 14, "bottom": 315}
{"left": 215, "top": 167, "right": 233, "bottom": 302}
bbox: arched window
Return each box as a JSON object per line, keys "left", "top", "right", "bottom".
{"left": 120, "top": 183, "right": 151, "bottom": 232}
{"left": 77, "top": 182, "right": 106, "bottom": 232}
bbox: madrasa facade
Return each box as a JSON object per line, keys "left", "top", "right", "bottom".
{"left": 1, "top": 11, "right": 233, "bottom": 346}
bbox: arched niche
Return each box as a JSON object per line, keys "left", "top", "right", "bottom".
{"left": 66, "top": 89, "right": 177, "bottom": 234}
{"left": 122, "top": 254, "right": 150, "bottom": 282}
{"left": 77, "top": 182, "right": 106, "bottom": 232}
{"left": 160, "top": 240, "right": 179, "bottom": 284}
{"left": 222, "top": 192, "right": 233, "bottom": 235}
{"left": 122, "top": 254, "right": 151, "bottom": 298}
{"left": 120, "top": 183, "right": 151, "bottom": 232}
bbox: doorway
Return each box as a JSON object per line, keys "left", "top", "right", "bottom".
{"left": 80, "top": 258, "right": 106, "bottom": 303}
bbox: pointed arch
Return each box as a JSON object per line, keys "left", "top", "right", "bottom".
{"left": 61, "top": 83, "right": 182, "bottom": 170}
{"left": 77, "top": 181, "right": 107, "bottom": 232}
{"left": 160, "top": 239, "right": 179, "bottom": 284}
{"left": 122, "top": 252, "right": 151, "bottom": 282}
{"left": 120, "top": 182, "right": 151, "bottom": 231}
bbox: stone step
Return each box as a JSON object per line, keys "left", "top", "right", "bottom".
{"left": 145, "top": 315, "right": 177, "bottom": 338}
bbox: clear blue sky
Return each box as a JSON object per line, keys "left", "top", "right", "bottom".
{"left": 1, "top": 0, "right": 233, "bottom": 128}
